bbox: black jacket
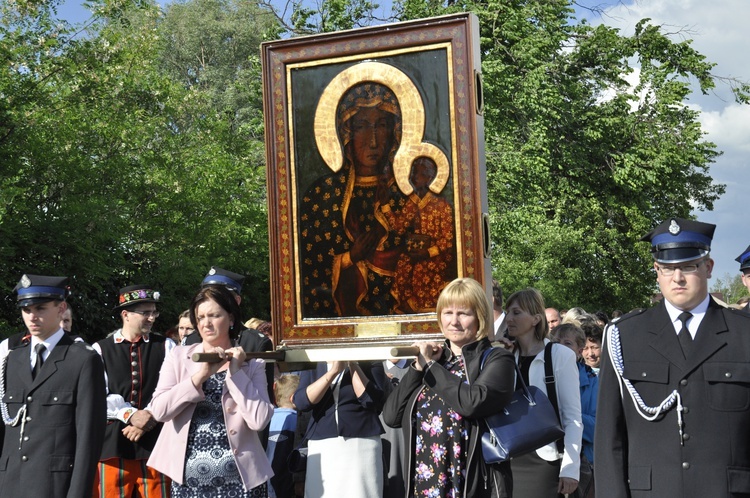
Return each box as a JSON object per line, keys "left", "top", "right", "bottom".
{"left": 381, "top": 337, "right": 515, "bottom": 498}
{"left": 0, "top": 334, "right": 106, "bottom": 498}
{"left": 595, "top": 298, "right": 750, "bottom": 497}
{"left": 293, "top": 361, "right": 386, "bottom": 440}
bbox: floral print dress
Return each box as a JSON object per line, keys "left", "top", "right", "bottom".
{"left": 412, "top": 354, "right": 469, "bottom": 497}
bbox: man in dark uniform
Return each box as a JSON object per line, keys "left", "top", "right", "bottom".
{"left": 595, "top": 218, "right": 750, "bottom": 497}
{"left": 185, "top": 267, "right": 274, "bottom": 396}
{"left": 736, "top": 244, "right": 750, "bottom": 310}
{"left": 92, "top": 284, "right": 175, "bottom": 497}
{"left": 0, "top": 274, "right": 106, "bottom": 497}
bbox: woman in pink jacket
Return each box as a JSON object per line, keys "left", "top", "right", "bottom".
{"left": 147, "top": 286, "right": 274, "bottom": 497}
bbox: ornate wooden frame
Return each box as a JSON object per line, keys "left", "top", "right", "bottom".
{"left": 261, "top": 13, "right": 490, "bottom": 349}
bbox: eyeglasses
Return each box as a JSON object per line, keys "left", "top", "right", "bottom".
{"left": 656, "top": 260, "right": 704, "bottom": 276}
{"left": 128, "top": 309, "right": 160, "bottom": 318}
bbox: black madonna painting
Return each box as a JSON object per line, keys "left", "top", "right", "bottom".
{"left": 262, "top": 14, "right": 491, "bottom": 345}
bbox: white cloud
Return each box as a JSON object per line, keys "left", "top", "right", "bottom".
{"left": 700, "top": 103, "right": 750, "bottom": 153}
{"left": 579, "top": 0, "right": 750, "bottom": 285}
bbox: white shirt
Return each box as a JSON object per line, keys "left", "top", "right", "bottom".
{"left": 30, "top": 329, "right": 65, "bottom": 370}
{"left": 664, "top": 294, "right": 710, "bottom": 340}
{"left": 493, "top": 312, "right": 506, "bottom": 335}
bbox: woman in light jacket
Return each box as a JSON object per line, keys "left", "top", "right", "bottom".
{"left": 382, "top": 277, "right": 516, "bottom": 498}
{"left": 148, "top": 286, "right": 274, "bottom": 497}
{"left": 504, "top": 288, "right": 582, "bottom": 497}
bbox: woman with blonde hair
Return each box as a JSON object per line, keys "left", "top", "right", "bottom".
{"left": 383, "top": 277, "right": 516, "bottom": 497}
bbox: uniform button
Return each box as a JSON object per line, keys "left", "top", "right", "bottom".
{"left": 131, "top": 351, "right": 137, "bottom": 357}
{"left": 132, "top": 371, "right": 138, "bottom": 377}
{"left": 25, "top": 416, "right": 31, "bottom": 422}
{"left": 132, "top": 390, "right": 138, "bottom": 397}
{"left": 26, "top": 396, "right": 32, "bottom": 402}
{"left": 132, "top": 379, "right": 139, "bottom": 386}
{"left": 53, "top": 396, "right": 58, "bottom": 401}
{"left": 641, "top": 372, "right": 647, "bottom": 377}
{"left": 680, "top": 379, "right": 688, "bottom": 386}
{"left": 23, "top": 436, "right": 29, "bottom": 441}
{"left": 21, "top": 456, "right": 28, "bottom": 462}
{"left": 131, "top": 361, "right": 138, "bottom": 367}
{"left": 683, "top": 433, "right": 690, "bottom": 441}
{"left": 682, "top": 462, "right": 690, "bottom": 469}
{"left": 683, "top": 407, "right": 689, "bottom": 414}
{"left": 725, "top": 372, "right": 732, "bottom": 378}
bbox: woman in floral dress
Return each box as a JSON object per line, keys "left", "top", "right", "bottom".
{"left": 382, "top": 277, "right": 516, "bottom": 498}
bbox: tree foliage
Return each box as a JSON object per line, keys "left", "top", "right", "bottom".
{"left": 711, "top": 272, "right": 749, "bottom": 307}
{"left": 1, "top": 0, "right": 747, "bottom": 338}
{"left": 0, "top": 0, "right": 278, "bottom": 340}
{"left": 393, "top": 0, "right": 742, "bottom": 312}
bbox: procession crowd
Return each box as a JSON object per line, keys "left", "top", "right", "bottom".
{"left": 3, "top": 215, "right": 750, "bottom": 498}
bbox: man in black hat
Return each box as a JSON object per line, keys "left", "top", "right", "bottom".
{"left": 92, "top": 284, "right": 175, "bottom": 497}
{"left": 595, "top": 218, "right": 750, "bottom": 497}
{"left": 736, "top": 244, "right": 750, "bottom": 310}
{"left": 0, "top": 274, "right": 106, "bottom": 497}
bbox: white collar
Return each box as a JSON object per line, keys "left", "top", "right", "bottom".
{"left": 664, "top": 294, "right": 710, "bottom": 336}
{"left": 30, "top": 328, "right": 65, "bottom": 354}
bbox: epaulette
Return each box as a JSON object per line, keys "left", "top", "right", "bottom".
{"left": 610, "top": 307, "right": 647, "bottom": 326}
{"left": 72, "top": 341, "right": 96, "bottom": 352}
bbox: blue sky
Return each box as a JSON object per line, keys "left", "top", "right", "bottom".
{"left": 56, "top": 0, "right": 749, "bottom": 291}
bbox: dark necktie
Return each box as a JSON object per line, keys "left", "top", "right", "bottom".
{"left": 677, "top": 311, "right": 693, "bottom": 359}
{"left": 32, "top": 343, "right": 46, "bottom": 379}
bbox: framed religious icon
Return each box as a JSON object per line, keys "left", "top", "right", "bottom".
{"left": 262, "top": 13, "right": 491, "bottom": 349}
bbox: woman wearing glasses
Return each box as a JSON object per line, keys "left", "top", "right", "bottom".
{"left": 148, "top": 285, "right": 274, "bottom": 497}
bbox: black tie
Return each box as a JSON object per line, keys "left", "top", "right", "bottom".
{"left": 32, "top": 343, "right": 46, "bottom": 379}
{"left": 677, "top": 311, "right": 693, "bottom": 359}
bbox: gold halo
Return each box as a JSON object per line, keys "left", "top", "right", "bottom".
{"left": 314, "top": 61, "right": 449, "bottom": 195}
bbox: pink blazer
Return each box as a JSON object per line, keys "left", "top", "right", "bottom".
{"left": 146, "top": 344, "right": 274, "bottom": 490}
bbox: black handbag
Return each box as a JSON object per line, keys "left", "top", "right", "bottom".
{"left": 480, "top": 346, "right": 565, "bottom": 463}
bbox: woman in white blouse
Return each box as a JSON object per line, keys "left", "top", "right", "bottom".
{"left": 504, "top": 288, "right": 582, "bottom": 497}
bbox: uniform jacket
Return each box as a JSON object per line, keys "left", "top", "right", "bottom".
{"left": 0, "top": 333, "right": 106, "bottom": 498}
{"left": 147, "top": 343, "right": 274, "bottom": 490}
{"left": 595, "top": 298, "right": 750, "bottom": 497}
{"left": 381, "top": 338, "right": 516, "bottom": 498}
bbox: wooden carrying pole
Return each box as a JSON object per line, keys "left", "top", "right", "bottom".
{"left": 191, "top": 346, "right": 421, "bottom": 364}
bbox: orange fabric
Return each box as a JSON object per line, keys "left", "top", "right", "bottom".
{"left": 93, "top": 458, "right": 171, "bottom": 498}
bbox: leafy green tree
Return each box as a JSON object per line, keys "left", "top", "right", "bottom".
{"left": 711, "top": 272, "right": 749, "bottom": 307}
{"left": 393, "top": 0, "right": 745, "bottom": 312}
{"left": 0, "top": 0, "right": 280, "bottom": 340}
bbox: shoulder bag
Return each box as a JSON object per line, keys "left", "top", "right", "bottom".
{"left": 480, "top": 345, "right": 564, "bottom": 463}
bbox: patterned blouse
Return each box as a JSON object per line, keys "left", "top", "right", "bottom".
{"left": 412, "top": 354, "right": 469, "bottom": 497}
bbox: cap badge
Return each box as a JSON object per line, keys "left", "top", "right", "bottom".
{"left": 209, "top": 268, "right": 217, "bottom": 276}
{"left": 20, "top": 274, "right": 31, "bottom": 288}
{"left": 668, "top": 219, "right": 681, "bottom": 235}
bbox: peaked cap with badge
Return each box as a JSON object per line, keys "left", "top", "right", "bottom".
{"left": 201, "top": 266, "right": 245, "bottom": 294}
{"left": 736, "top": 244, "right": 750, "bottom": 272}
{"left": 640, "top": 217, "right": 716, "bottom": 264}
{"left": 113, "top": 284, "right": 161, "bottom": 311}
{"left": 13, "top": 274, "right": 69, "bottom": 307}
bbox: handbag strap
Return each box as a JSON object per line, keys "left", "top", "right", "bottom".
{"left": 543, "top": 342, "right": 564, "bottom": 453}
{"left": 480, "top": 347, "right": 533, "bottom": 399}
